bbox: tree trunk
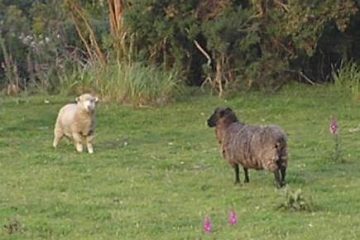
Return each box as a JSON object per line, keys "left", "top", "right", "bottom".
{"left": 215, "top": 55, "right": 224, "bottom": 97}
{"left": 108, "top": 0, "right": 128, "bottom": 61}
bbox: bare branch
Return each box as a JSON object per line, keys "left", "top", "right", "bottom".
{"left": 67, "top": 0, "right": 106, "bottom": 65}
{"left": 274, "top": 0, "right": 289, "bottom": 12}
{"left": 193, "top": 40, "right": 211, "bottom": 66}
{"left": 299, "top": 71, "right": 316, "bottom": 85}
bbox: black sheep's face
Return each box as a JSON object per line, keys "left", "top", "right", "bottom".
{"left": 207, "top": 107, "right": 237, "bottom": 127}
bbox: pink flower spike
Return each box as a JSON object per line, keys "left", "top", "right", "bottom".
{"left": 329, "top": 118, "right": 339, "bottom": 135}
{"left": 203, "top": 216, "right": 212, "bottom": 233}
{"left": 228, "top": 210, "right": 238, "bottom": 225}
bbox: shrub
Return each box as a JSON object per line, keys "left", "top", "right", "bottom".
{"left": 332, "top": 62, "right": 360, "bottom": 100}
{"left": 276, "top": 188, "right": 314, "bottom": 212}
{"left": 59, "top": 61, "right": 182, "bottom": 106}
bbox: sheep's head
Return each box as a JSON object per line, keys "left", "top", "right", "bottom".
{"left": 76, "top": 93, "right": 99, "bottom": 113}
{"left": 207, "top": 107, "right": 238, "bottom": 128}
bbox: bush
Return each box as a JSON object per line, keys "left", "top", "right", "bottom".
{"left": 332, "top": 62, "right": 360, "bottom": 100}
{"left": 276, "top": 188, "right": 315, "bottom": 212}
{"left": 59, "top": 61, "right": 182, "bottom": 106}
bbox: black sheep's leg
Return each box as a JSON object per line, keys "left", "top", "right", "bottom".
{"left": 274, "top": 170, "right": 282, "bottom": 188}
{"left": 234, "top": 164, "right": 240, "bottom": 184}
{"left": 243, "top": 167, "right": 249, "bottom": 183}
{"left": 280, "top": 166, "right": 286, "bottom": 187}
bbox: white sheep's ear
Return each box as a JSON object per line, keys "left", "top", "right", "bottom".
{"left": 94, "top": 97, "right": 99, "bottom": 103}
{"left": 75, "top": 97, "right": 80, "bottom": 103}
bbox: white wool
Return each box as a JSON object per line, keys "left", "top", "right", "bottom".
{"left": 53, "top": 93, "right": 98, "bottom": 154}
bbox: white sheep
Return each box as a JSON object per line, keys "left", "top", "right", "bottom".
{"left": 53, "top": 93, "right": 98, "bottom": 153}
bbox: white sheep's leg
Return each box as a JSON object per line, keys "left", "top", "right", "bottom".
{"left": 72, "top": 132, "right": 83, "bottom": 153}
{"left": 86, "top": 135, "right": 95, "bottom": 154}
{"left": 243, "top": 167, "right": 249, "bottom": 183}
{"left": 53, "top": 128, "right": 64, "bottom": 148}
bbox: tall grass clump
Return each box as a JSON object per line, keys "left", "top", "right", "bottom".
{"left": 58, "top": 63, "right": 95, "bottom": 95}
{"left": 332, "top": 62, "right": 360, "bottom": 100}
{"left": 276, "top": 188, "right": 315, "bottom": 212}
{"left": 59, "top": 61, "right": 182, "bottom": 106}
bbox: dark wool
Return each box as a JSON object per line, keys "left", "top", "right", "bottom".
{"left": 208, "top": 107, "right": 288, "bottom": 187}
{"left": 219, "top": 123, "right": 288, "bottom": 172}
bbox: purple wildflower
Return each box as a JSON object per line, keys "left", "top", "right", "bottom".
{"left": 228, "top": 210, "right": 238, "bottom": 225}
{"left": 203, "top": 216, "right": 212, "bottom": 233}
{"left": 329, "top": 118, "right": 339, "bottom": 135}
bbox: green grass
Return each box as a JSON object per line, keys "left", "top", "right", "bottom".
{"left": 1, "top": 84, "right": 360, "bottom": 239}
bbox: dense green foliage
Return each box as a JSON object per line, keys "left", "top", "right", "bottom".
{"left": 1, "top": 0, "right": 360, "bottom": 97}
{"left": 125, "top": 0, "right": 360, "bottom": 91}
{"left": 1, "top": 85, "right": 360, "bottom": 239}
{"left": 0, "top": 0, "right": 72, "bottom": 90}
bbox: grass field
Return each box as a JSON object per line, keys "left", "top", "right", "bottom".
{"left": 1, "top": 84, "right": 360, "bottom": 239}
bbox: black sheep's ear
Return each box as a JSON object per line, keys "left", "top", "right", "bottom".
{"left": 219, "top": 108, "right": 226, "bottom": 117}
{"left": 220, "top": 107, "right": 232, "bottom": 116}
{"left": 214, "top": 107, "right": 221, "bottom": 113}
{"left": 224, "top": 107, "right": 238, "bottom": 122}
{"left": 225, "top": 107, "right": 233, "bottom": 113}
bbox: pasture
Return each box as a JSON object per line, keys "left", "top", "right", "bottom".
{"left": 1, "top": 84, "right": 360, "bottom": 239}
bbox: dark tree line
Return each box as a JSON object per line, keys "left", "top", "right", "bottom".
{"left": 1, "top": 0, "right": 360, "bottom": 95}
